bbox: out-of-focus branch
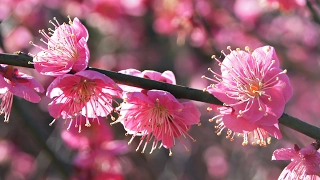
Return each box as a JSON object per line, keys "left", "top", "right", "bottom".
{"left": 13, "top": 97, "right": 72, "bottom": 178}
{"left": 1, "top": 53, "right": 320, "bottom": 140}
{"left": 306, "top": 0, "right": 320, "bottom": 24}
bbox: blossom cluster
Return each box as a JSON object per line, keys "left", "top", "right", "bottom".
{"left": 28, "top": 16, "right": 201, "bottom": 156}
{"left": 1, "top": 13, "right": 319, "bottom": 179}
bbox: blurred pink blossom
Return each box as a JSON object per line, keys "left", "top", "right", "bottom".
{"left": 0, "top": 140, "right": 37, "bottom": 179}
{"left": 113, "top": 90, "right": 200, "bottom": 156}
{"left": 263, "top": 0, "right": 306, "bottom": 11}
{"left": 0, "top": 140, "right": 14, "bottom": 163}
{"left": 272, "top": 144, "right": 320, "bottom": 179}
{"left": 152, "top": 0, "right": 207, "bottom": 46}
{"left": 61, "top": 116, "right": 115, "bottom": 150}
{"left": 31, "top": 16, "right": 90, "bottom": 76}
{"left": 205, "top": 46, "right": 292, "bottom": 124}
{"left": 0, "top": 65, "right": 44, "bottom": 122}
{"left": 10, "top": 152, "right": 37, "bottom": 177}
{"left": 234, "top": 0, "right": 265, "bottom": 25}
{"left": 4, "top": 26, "right": 33, "bottom": 52}
{"left": 46, "top": 70, "right": 122, "bottom": 132}
{"left": 72, "top": 149, "right": 124, "bottom": 180}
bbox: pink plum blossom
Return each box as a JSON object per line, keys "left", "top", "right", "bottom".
{"left": 30, "top": 16, "right": 90, "bottom": 76}
{"left": 208, "top": 105, "right": 281, "bottom": 146}
{"left": 113, "top": 90, "right": 200, "bottom": 156}
{"left": 0, "top": 65, "right": 44, "bottom": 122}
{"left": 205, "top": 46, "right": 293, "bottom": 124}
{"left": 272, "top": 144, "right": 320, "bottom": 180}
{"left": 46, "top": 70, "right": 122, "bottom": 132}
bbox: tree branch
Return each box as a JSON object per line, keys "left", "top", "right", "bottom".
{"left": 1, "top": 53, "right": 320, "bottom": 140}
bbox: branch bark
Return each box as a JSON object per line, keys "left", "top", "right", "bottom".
{"left": 1, "top": 53, "right": 320, "bottom": 140}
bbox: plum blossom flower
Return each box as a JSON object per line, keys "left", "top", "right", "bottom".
{"left": 204, "top": 46, "right": 292, "bottom": 124}
{"left": 30, "top": 16, "right": 90, "bottom": 76}
{"left": 208, "top": 105, "right": 281, "bottom": 146}
{"left": 115, "top": 69, "right": 200, "bottom": 155}
{"left": 272, "top": 143, "right": 320, "bottom": 180}
{"left": 47, "top": 70, "right": 122, "bottom": 132}
{"left": 113, "top": 90, "right": 200, "bottom": 156}
{"left": 0, "top": 65, "right": 44, "bottom": 122}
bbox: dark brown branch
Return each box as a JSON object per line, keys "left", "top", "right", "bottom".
{"left": 1, "top": 53, "right": 320, "bottom": 140}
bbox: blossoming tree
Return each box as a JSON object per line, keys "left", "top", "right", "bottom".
{"left": 0, "top": 0, "right": 320, "bottom": 179}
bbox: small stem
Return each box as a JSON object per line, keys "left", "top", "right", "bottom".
{"left": 1, "top": 53, "right": 320, "bottom": 140}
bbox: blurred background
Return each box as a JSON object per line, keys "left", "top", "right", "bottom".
{"left": 0, "top": 0, "right": 320, "bottom": 179}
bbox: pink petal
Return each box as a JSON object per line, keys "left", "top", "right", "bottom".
{"left": 75, "top": 70, "right": 116, "bottom": 87}
{"left": 142, "top": 70, "right": 162, "bottom": 81}
{"left": 272, "top": 147, "right": 297, "bottom": 160}
{"left": 72, "top": 17, "right": 89, "bottom": 42}
{"left": 0, "top": 74, "right": 11, "bottom": 89}
{"left": 206, "top": 83, "right": 238, "bottom": 105}
{"left": 81, "top": 98, "right": 112, "bottom": 118}
{"left": 179, "top": 102, "right": 201, "bottom": 125}
{"left": 264, "top": 68, "right": 293, "bottom": 103}
{"left": 119, "top": 68, "right": 142, "bottom": 77}
{"left": 233, "top": 98, "right": 265, "bottom": 123}
{"left": 46, "top": 74, "right": 80, "bottom": 98}
{"left": 254, "top": 112, "right": 278, "bottom": 126}
{"left": 126, "top": 91, "right": 152, "bottom": 104}
{"left": 221, "top": 50, "right": 251, "bottom": 79}
{"left": 71, "top": 37, "right": 90, "bottom": 72}
{"left": 222, "top": 113, "right": 258, "bottom": 133}
{"left": 10, "top": 84, "right": 41, "bottom": 103}
{"left": 147, "top": 90, "right": 183, "bottom": 111}
{"left": 262, "top": 88, "right": 286, "bottom": 119}
{"left": 34, "top": 51, "right": 73, "bottom": 76}
{"left": 161, "top": 133, "right": 174, "bottom": 149}
{"left": 48, "top": 99, "right": 74, "bottom": 119}
{"left": 260, "top": 123, "right": 282, "bottom": 139}
{"left": 16, "top": 73, "right": 44, "bottom": 93}
{"left": 161, "top": 70, "right": 176, "bottom": 84}
{"left": 141, "top": 70, "right": 176, "bottom": 84}
{"left": 252, "top": 46, "right": 280, "bottom": 69}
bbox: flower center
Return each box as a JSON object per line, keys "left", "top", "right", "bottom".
{"left": 248, "top": 82, "right": 262, "bottom": 97}
{"left": 152, "top": 103, "right": 172, "bottom": 127}
{"left": 73, "top": 79, "right": 95, "bottom": 103}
